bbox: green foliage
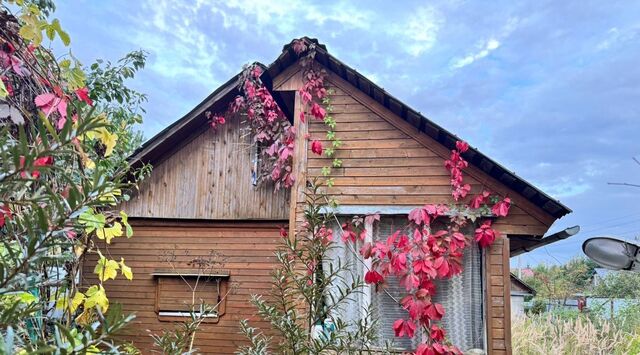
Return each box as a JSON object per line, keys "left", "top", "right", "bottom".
{"left": 527, "top": 299, "right": 547, "bottom": 315}
{"left": 237, "top": 180, "right": 380, "bottom": 354}
{"left": 593, "top": 271, "right": 640, "bottom": 299}
{"left": 86, "top": 50, "right": 148, "bottom": 164}
{"left": 0, "top": 2, "right": 148, "bottom": 352}
{"left": 612, "top": 301, "right": 640, "bottom": 334}
{"left": 149, "top": 305, "right": 215, "bottom": 355}
{"left": 522, "top": 257, "right": 597, "bottom": 302}
{"left": 512, "top": 313, "right": 633, "bottom": 355}
{"left": 237, "top": 320, "right": 270, "bottom": 355}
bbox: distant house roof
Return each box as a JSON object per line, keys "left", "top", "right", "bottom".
{"left": 510, "top": 273, "right": 536, "bottom": 296}
{"left": 129, "top": 37, "right": 571, "bottom": 223}
{"left": 521, "top": 268, "right": 535, "bottom": 278}
{"left": 594, "top": 267, "right": 614, "bottom": 279}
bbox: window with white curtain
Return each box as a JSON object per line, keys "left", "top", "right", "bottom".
{"left": 324, "top": 215, "right": 485, "bottom": 352}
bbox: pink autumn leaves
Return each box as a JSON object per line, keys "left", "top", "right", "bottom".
{"left": 34, "top": 87, "right": 93, "bottom": 130}
{"left": 447, "top": 141, "right": 511, "bottom": 248}
{"left": 298, "top": 64, "right": 328, "bottom": 157}
{"left": 345, "top": 140, "right": 510, "bottom": 354}
{"left": 209, "top": 65, "right": 297, "bottom": 190}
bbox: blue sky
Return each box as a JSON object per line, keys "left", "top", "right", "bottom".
{"left": 52, "top": 1, "right": 639, "bottom": 266}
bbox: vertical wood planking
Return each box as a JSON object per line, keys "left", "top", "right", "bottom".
{"left": 120, "top": 118, "right": 289, "bottom": 220}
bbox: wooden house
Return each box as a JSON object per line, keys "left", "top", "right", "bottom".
{"left": 83, "top": 38, "right": 572, "bottom": 354}
{"left": 509, "top": 274, "right": 536, "bottom": 319}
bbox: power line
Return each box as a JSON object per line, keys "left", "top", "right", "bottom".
{"left": 543, "top": 246, "right": 566, "bottom": 264}
{"left": 580, "top": 218, "right": 640, "bottom": 235}
{"left": 577, "top": 212, "right": 640, "bottom": 229}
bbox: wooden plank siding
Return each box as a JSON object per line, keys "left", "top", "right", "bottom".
{"left": 119, "top": 116, "right": 289, "bottom": 220}
{"left": 307, "top": 72, "right": 552, "bottom": 237}
{"left": 274, "top": 63, "right": 552, "bottom": 355}
{"left": 485, "top": 236, "right": 512, "bottom": 355}
{"left": 82, "top": 220, "right": 285, "bottom": 354}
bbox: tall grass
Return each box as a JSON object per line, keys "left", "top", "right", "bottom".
{"left": 512, "top": 313, "right": 640, "bottom": 355}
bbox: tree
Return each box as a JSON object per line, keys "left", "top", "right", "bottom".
{"left": 522, "top": 257, "right": 597, "bottom": 305}
{"left": 0, "top": 2, "right": 148, "bottom": 352}
{"left": 593, "top": 271, "right": 640, "bottom": 299}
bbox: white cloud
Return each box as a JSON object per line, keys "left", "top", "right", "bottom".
{"left": 130, "top": 1, "right": 230, "bottom": 86}
{"left": 541, "top": 178, "right": 591, "bottom": 198}
{"left": 449, "top": 17, "right": 519, "bottom": 69}
{"left": 451, "top": 38, "right": 500, "bottom": 69}
{"left": 597, "top": 26, "right": 639, "bottom": 51}
{"left": 209, "top": 0, "right": 374, "bottom": 42}
{"left": 395, "top": 6, "right": 445, "bottom": 57}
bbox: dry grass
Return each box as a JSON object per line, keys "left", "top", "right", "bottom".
{"left": 512, "top": 314, "right": 637, "bottom": 355}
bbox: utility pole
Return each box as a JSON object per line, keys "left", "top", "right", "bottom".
{"left": 517, "top": 255, "right": 522, "bottom": 278}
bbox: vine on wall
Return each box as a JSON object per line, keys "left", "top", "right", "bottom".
{"left": 344, "top": 141, "right": 511, "bottom": 354}
{"left": 206, "top": 63, "right": 295, "bottom": 190}
{"left": 205, "top": 39, "right": 340, "bottom": 191}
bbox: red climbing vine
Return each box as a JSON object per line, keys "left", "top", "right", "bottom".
{"left": 206, "top": 63, "right": 295, "bottom": 189}
{"left": 345, "top": 141, "right": 511, "bottom": 354}
{"left": 205, "top": 38, "right": 338, "bottom": 190}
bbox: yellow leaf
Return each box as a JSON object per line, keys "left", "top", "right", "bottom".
{"left": 75, "top": 308, "right": 93, "bottom": 326}
{"left": 99, "top": 188, "right": 121, "bottom": 205}
{"left": 83, "top": 129, "right": 97, "bottom": 141}
{"left": 94, "top": 253, "right": 119, "bottom": 282}
{"left": 0, "top": 80, "right": 8, "bottom": 98}
{"left": 55, "top": 296, "right": 67, "bottom": 311}
{"left": 84, "top": 284, "right": 109, "bottom": 313}
{"left": 119, "top": 258, "right": 133, "bottom": 280}
{"left": 56, "top": 291, "right": 85, "bottom": 313}
{"left": 82, "top": 156, "right": 95, "bottom": 169}
{"left": 74, "top": 244, "right": 85, "bottom": 257}
{"left": 70, "top": 292, "right": 85, "bottom": 313}
{"left": 99, "top": 130, "right": 118, "bottom": 157}
{"left": 15, "top": 292, "right": 37, "bottom": 304}
{"left": 96, "top": 222, "right": 123, "bottom": 244}
{"left": 120, "top": 210, "right": 133, "bottom": 237}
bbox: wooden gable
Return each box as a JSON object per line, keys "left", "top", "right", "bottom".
{"left": 274, "top": 63, "right": 555, "bottom": 236}
{"left": 120, "top": 116, "right": 289, "bottom": 220}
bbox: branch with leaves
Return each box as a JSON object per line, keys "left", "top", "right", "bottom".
{"left": 0, "top": 2, "right": 148, "bottom": 353}
{"left": 237, "top": 180, "right": 381, "bottom": 354}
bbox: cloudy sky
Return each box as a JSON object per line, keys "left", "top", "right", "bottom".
{"left": 52, "top": 0, "right": 639, "bottom": 266}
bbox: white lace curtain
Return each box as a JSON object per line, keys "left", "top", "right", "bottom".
{"left": 324, "top": 215, "right": 485, "bottom": 352}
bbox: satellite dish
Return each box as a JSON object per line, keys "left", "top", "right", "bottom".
{"left": 582, "top": 237, "right": 640, "bottom": 271}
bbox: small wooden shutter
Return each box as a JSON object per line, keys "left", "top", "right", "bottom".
{"left": 156, "top": 276, "right": 226, "bottom": 314}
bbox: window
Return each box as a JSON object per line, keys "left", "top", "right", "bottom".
{"left": 250, "top": 143, "right": 259, "bottom": 186}
{"left": 250, "top": 141, "right": 268, "bottom": 187}
{"left": 153, "top": 271, "right": 229, "bottom": 323}
{"left": 325, "top": 216, "right": 484, "bottom": 352}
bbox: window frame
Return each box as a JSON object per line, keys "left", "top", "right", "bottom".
{"left": 152, "top": 270, "right": 230, "bottom": 323}
{"left": 335, "top": 213, "right": 486, "bottom": 351}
